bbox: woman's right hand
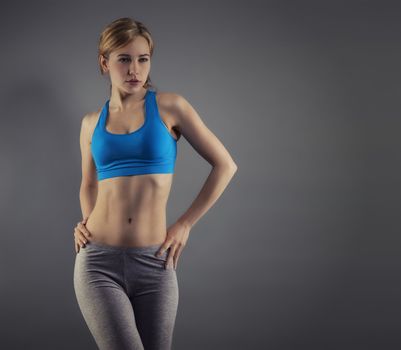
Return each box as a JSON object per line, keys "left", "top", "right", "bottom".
{"left": 74, "top": 217, "right": 92, "bottom": 253}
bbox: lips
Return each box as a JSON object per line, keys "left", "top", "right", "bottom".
{"left": 127, "top": 79, "right": 140, "bottom": 82}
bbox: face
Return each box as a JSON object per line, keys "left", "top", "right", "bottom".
{"left": 100, "top": 36, "right": 151, "bottom": 93}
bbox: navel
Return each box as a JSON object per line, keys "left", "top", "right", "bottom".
{"left": 128, "top": 217, "right": 132, "bottom": 224}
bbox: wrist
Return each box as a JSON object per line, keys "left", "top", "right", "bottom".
{"left": 177, "top": 218, "right": 193, "bottom": 230}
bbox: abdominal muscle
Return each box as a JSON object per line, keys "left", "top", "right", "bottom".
{"left": 85, "top": 173, "right": 174, "bottom": 247}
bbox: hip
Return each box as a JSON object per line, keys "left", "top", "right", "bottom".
{"left": 74, "top": 240, "right": 177, "bottom": 296}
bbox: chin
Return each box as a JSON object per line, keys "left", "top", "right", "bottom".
{"left": 126, "top": 83, "right": 143, "bottom": 88}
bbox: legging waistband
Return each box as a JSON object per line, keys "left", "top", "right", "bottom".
{"left": 84, "top": 240, "right": 165, "bottom": 254}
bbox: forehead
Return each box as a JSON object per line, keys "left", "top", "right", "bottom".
{"left": 112, "top": 36, "right": 150, "bottom": 56}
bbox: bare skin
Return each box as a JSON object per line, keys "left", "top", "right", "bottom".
{"left": 73, "top": 36, "right": 238, "bottom": 269}
{"left": 79, "top": 93, "right": 180, "bottom": 248}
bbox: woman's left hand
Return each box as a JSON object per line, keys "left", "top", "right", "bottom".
{"left": 156, "top": 220, "right": 191, "bottom": 270}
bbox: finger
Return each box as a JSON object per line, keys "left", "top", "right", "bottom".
{"left": 80, "top": 235, "right": 87, "bottom": 246}
{"left": 80, "top": 231, "right": 88, "bottom": 242}
{"left": 78, "top": 223, "right": 92, "bottom": 238}
{"left": 173, "top": 245, "right": 183, "bottom": 269}
{"left": 165, "top": 247, "right": 176, "bottom": 270}
{"left": 75, "top": 235, "right": 86, "bottom": 248}
{"left": 74, "top": 229, "right": 89, "bottom": 244}
{"left": 155, "top": 242, "right": 169, "bottom": 257}
{"left": 78, "top": 222, "right": 91, "bottom": 237}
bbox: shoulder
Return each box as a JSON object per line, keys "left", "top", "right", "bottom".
{"left": 155, "top": 91, "right": 192, "bottom": 119}
{"left": 155, "top": 91, "right": 182, "bottom": 108}
{"left": 81, "top": 110, "right": 100, "bottom": 129}
{"left": 155, "top": 91, "right": 210, "bottom": 141}
{"left": 80, "top": 108, "right": 102, "bottom": 142}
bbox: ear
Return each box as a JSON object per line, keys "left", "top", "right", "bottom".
{"left": 99, "top": 54, "right": 109, "bottom": 74}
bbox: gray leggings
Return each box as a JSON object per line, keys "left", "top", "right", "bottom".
{"left": 73, "top": 240, "right": 179, "bottom": 350}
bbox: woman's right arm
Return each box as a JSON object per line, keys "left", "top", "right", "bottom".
{"left": 79, "top": 113, "right": 98, "bottom": 217}
{"left": 79, "top": 185, "right": 97, "bottom": 221}
{"left": 74, "top": 113, "right": 98, "bottom": 253}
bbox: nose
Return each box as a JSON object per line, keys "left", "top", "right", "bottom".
{"left": 129, "top": 59, "right": 140, "bottom": 75}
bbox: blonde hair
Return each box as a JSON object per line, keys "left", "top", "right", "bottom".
{"left": 98, "top": 17, "right": 156, "bottom": 91}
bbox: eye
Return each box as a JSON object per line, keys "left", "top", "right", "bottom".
{"left": 118, "top": 58, "right": 149, "bottom": 63}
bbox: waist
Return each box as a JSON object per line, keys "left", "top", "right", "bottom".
{"left": 88, "top": 201, "right": 166, "bottom": 226}
{"left": 85, "top": 209, "right": 168, "bottom": 247}
{"left": 84, "top": 175, "right": 171, "bottom": 245}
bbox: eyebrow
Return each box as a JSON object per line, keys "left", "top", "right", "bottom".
{"left": 117, "top": 53, "right": 150, "bottom": 57}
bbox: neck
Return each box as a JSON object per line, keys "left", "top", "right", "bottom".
{"left": 109, "top": 87, "right": 147, "bottom": 110}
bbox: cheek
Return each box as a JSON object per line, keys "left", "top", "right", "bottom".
{"left": 142, "top": 63, "right": 151, "bottom": 73}
{"left": 110, "top": 66, "right": 127, "bottom": 81}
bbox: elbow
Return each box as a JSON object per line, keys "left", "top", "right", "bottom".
{"left": 215, "top": 160, "right": 238, "bottom": 174}
{"left": 229, "top": 162, "right": 238, "bottom": 174}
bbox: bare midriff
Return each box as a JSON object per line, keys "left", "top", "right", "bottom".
{"left": 85, "top": 173, "right": 174, "bottom": 247}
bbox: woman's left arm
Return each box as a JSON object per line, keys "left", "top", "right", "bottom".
{"left": 175, "top": 93, "right": 238, "bottom": 227}
{"left": 156, "top": 93, "right": 238, "bottom": 269}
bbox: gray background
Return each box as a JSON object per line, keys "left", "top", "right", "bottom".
{"left": 0, "top": 0, "right": 400, "bottom": 349}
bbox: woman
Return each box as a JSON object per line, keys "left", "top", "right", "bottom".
{"left": 73, "top": 17, "right": 238, "bottom": 350}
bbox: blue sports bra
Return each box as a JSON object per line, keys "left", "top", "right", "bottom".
{"left": 91, "top": 89, "right": 178, "bottom": 181}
